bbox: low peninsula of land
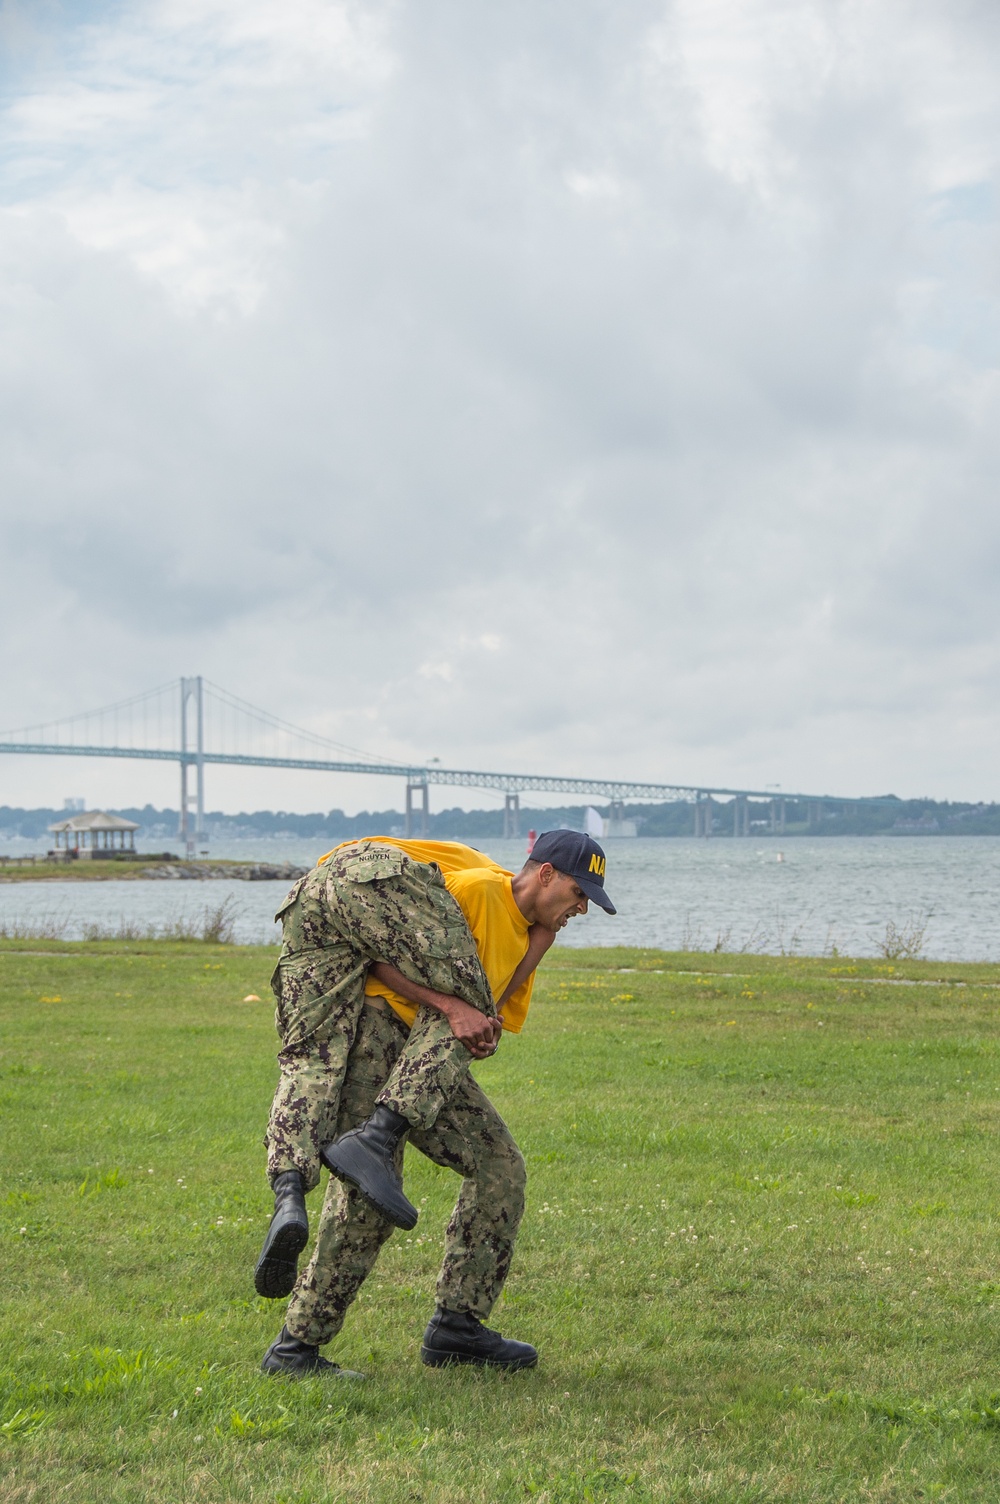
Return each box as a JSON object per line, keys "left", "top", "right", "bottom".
{"left": 0, "top": 857, "right": 307, "bottom": 883}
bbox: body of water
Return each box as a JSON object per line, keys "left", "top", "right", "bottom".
{"left": 0, "top": 836, "right": 997, "bottom": 960}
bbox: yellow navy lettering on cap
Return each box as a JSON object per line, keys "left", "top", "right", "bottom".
{"left": 589, "top": 853, "right": 606, "bottom": 877}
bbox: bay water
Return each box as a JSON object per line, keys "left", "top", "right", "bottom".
{"left": 1, "top": 836, "right": 997, "bottom": 960}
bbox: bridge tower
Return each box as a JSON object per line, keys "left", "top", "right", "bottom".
{"left": 503, "top": 792, "right": 520, "bottom": 839}
{"left": 405, "top": 780, "right": 429, "bottom": 838}
{"left": 694, "top": 792, "right": 715, "bottom": 838}
{"left": 178, "top": 677, "right": 205, "bottom": 857}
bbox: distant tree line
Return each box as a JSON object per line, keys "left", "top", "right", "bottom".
{"left": 631, "top": 797, "right": 1000, "bottom": 837}
{"left": 3, "top": 796, "right": 1000, "bottom": 842}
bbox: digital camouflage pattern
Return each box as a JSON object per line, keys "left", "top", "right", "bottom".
{"left": 266, "top": 841, "right": 497, "bottom": 1190}
{"left": 285, "top": 998, "right": 526, "bottom": 1345}
{"left": 374, "top": 1007, "right": 485, "bottom": 1130}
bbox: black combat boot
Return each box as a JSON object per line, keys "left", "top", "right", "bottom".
{"left": 261, "top": 1325, "right": 364, "bottom": 1379}
{"left": 321, "top": 1105, "right": 418, "bottom": 1230}
{"left": 420, "top": 1306, "right": 538, "bottom": 1370}
{"left": 254, "top": 1171, "right": 309, "bottom": 1299}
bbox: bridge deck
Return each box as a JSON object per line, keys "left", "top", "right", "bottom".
{"left": 0, "top": 740, "right": 885, "bottom": 806}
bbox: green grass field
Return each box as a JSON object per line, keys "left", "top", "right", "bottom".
{"left": 2, "top": 940, "right": 1000, "bottom": 1502}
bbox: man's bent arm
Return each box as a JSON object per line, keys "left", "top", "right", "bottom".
{"left": 498, "top": 924, "right": 557, "bottom": 1014}
{"left": 368, "top": 962, "right": 502, "bottom": 1058}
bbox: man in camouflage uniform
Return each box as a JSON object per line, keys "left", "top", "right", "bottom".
{"left": 257, "top": 839, "right": 502, "bottom": 1300}
{"left": 260, "top": 830, "right": 616, "bottom": 1377}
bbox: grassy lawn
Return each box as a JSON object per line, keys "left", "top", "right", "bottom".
{"left": 2, "top": 941, "right": 1000, "bottom": 1501}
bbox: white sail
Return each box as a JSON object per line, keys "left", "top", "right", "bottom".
{"left": 584, "top": 806, "right": 604, "bottom": 838}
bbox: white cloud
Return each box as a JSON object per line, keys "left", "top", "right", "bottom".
{"left": 1, "top": 0, "right": 392, "bottom": 310}
{"left": 1, "top": 0, "right": 1000, "bottom": 810}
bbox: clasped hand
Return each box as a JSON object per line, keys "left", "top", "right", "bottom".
{"left": 445, "top": 1000, "right": 503, "bottom": 1059}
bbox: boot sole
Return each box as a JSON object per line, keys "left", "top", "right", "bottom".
{"left": 420, "top": 1344, "right": 538, "bottom": 1371}
{"left": 254, "top": 1219, "right": 309, "bottom": 1299}
{"left": 322, "top": 1149, "right": 418, "bottom": 1231}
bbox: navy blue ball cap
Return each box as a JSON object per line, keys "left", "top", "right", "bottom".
{"left": 528, "top": 830, "right": 616, "bottom": 914}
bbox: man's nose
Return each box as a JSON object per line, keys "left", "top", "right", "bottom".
{"left": 579, "top": 898, "right": 589, "bottom": 915}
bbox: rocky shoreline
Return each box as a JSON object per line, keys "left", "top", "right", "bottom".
{"left": 0, "top": 859, "right": 309, "bottom": 883}
{"left": 138, "top": 862, "right": 309, "bottom": 881}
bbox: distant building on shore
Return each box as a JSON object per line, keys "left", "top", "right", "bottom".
{"left": 48, "top": 810, "right": 140, "bottom": 859}
{"left": 584, "top": 805, "right": 638, "bottom": 839}
{"left": 602, "top": 816, "right": 638, "bottom": 838}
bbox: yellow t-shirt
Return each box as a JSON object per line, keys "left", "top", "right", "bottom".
{"left": 317, "top": 837, "right": 534, "bottom": 1033}
{"left": 316, "top": 837, "right": 506, "bottom": 878}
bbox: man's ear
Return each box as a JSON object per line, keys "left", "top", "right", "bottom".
{"left": 535, "top": 862, "right": 555, "bottom": 887}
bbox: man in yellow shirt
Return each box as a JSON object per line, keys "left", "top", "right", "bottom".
{"left": 261, "top": 839, "right": 538, "bottom": 1227}
{"left": 262, "top": 834, "right": 577, "bottom": 1254}
{"left": 261, "top": 830, "right": 616, "bottom": 1376}
{"left": 257, "top": 832, "right": 593, "bottom": 1297}
{"left": 322, "top": 842, "right": 563, "bottom": 1222}
{"left": 365, "top": 850, "right": 543, "bottom": 1034}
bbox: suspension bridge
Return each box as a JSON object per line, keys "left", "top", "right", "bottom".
{"left": 0, "top": 677, "right": 879, "bottom": 854}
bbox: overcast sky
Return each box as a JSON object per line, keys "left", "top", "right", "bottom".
{"left": 2, "top": 0, "right": 999, "bottom": 814}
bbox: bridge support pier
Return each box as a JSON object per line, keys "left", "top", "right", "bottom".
{"left": 406, "top": 780, "right": 429, "bottom": 838}
{"left": 694, "top": 793, "right": 713, "bottom": 838}
{"left": 733, "top": 796, "right": 750, "bottom": 837}
{"left": 503, "top": 792, "right": 520, "bottom": 839}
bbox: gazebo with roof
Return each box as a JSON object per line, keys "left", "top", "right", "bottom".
{"left": 48, "top": 811, "right": 140, "bottom": 856}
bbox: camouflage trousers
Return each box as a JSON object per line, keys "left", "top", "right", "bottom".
{"left": 286, "top": 998, "right": 526, "bottom": 1345}
{"left": 266, "top": 842, "right": 497, "bottom": 1192}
